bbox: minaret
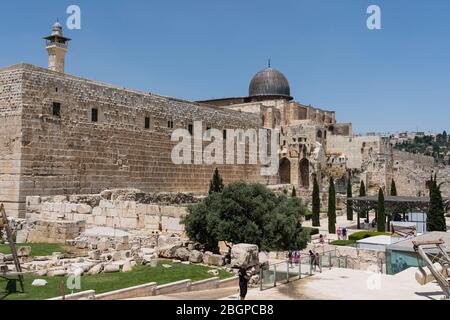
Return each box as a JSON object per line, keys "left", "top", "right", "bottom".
{"left": 43, "top": 21, "right": 71, "bottom": 73}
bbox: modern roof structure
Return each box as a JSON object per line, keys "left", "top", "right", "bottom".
{"left": 387, "top": 231, "right": 450, "bottom": 253}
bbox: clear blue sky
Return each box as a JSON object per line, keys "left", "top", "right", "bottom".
{"left": 1, "top": 0, "right": 449, "bottom": 134}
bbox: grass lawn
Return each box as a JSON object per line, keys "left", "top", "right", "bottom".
{"left": 0, "top": 243, "right": 66, "bottom": 257}
{"left": 348, "top": 231, "right": 392, "bottom": 241}
{"left": 330, "top": 240, "right": 356, "bottom": 246}
{"left": 1, "top": 260, "right": 232, "bottom": 300}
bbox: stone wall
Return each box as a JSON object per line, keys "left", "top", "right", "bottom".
{"left": 334, "top": 246, "right": 386, "bottom": 273}
{"left": 327, "top": 135, "right": 385, "bottom": 170}
{"left": 393, "top": 150, "right": 450, "bottom": 197}
{"left": 1, "top": 63, "right": 270, "bottom": 217}
{"left": 0, "top": 66, "right": 24, "bottom": 215}
{"left": 26, "top": 220, "right": 86, "bottom": 244}
{"left": 26, "top": 192, "right": 190, "bottom": 234}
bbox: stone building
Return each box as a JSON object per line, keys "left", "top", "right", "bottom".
{"left": 0, "top": 23, "right": 357, "bottom": 217}
{"left": 199, "top": 67, "right": 352, "bottom": 192}
{"left": 1, "top": 22, "right": 446, "bottom": 219}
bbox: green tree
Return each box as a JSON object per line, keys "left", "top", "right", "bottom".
{"left": 328, "top": 177, "right": 336, "bottom": 234}
{"left": 312, "top": 176, "right": 321, "bottom": 227}
{"left": 346, "top": 180, "right": 353, "bottom": 221}
{"left": 390, "top": 179, "right": 398, "bottom": 196}
{"left": 427, "top": 176, "right": 447, "bottom": 232}
{"left": 208, "top": 168, "right": 224, "bottom": 194}
{"left": 358, "top": 180, "right": 366, "bottom": 229}
{"left": 292, "top": 186, "right": 297, "bottom": 197}
{"left": 182, "top": 182, "right": 310, "bottom": 252}
{"left": 377, "top": 188, "right": 386, "bottom": 232}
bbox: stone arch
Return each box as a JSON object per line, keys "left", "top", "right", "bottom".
{"left": 279, "top": 158, "right": 291, "bottom": 184}
{"left": 317, "top": 130, "right": 322, "bottom": 139}
{"left": 299, "top": 158, "right": 310, "bottom": 188}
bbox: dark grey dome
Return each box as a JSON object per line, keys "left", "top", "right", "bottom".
{"left": 249, "top": 68, "right": 292, "bottom": 100}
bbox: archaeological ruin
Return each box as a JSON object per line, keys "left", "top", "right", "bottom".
{"left": 1, "top": 22, "right": 448, "bottom": 221}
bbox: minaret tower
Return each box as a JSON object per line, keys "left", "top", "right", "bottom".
{"left": 43, "top": 21, "right": 71, "bottom": 73}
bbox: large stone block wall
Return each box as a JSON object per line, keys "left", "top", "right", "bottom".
{"left": 26, "top": 195, "right": 188, "bottom": 234}
{"left": 26, "top": 220, "right": 86, "bottom": 244}
{"left": 393, "top": 150, "right": 450, "bottom": 197}
{"left": 327, "top": 135, "right": 384, "bottom": 169}
{"left": 1, "top": 63, "right": 273, "bottom": 217}
{"left": 0, "top": 67, "right": 24, "bottom": 215}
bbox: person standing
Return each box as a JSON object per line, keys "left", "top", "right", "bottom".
{"left": 319, "top": 234, "right": 325, "bottom": 245}
{"left": 337, "top": 227, "right": 342, "bottom": 240}
{"left": 342, "top": 227, "right": 348, "bottom": 240}
{"left": 293, "top": 251, "right": 300, "bottom": 265}
{"left": 238, "top": 266, "right": 251, "bottom": 300}
{"left": 288, "top": 251, "right": 293, "bottom": 268}
{"left": 314, "top": 252, "right": 322, "bottom": 273}
{"left": 309, "top": 250, "right": 315, "bottom": 273}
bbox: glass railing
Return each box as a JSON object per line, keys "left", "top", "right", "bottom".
{"left": 259, "top": 249, "right": 340, "bottom": 291}
{"left": 258, "top": 249, "right": 367, "bottom": 290}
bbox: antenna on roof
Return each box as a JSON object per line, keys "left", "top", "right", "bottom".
{"left": 268, "top": 58, "right": 271, "bottom": 68}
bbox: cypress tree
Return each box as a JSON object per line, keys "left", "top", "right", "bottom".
{"left": 427, "top": 176, "right": 446, "bottom": 232}
{"left": 377, "top": 188, "right": 386, "bottom": 232}
{"left": 390, "top": 179, "right": 398, "bottom": 196}
{"left": 292, "top": 186, "right": 297, "bottom": 197}
{"left": 328, "top": 177, "right": 336, "bottom": 234}
{"left": 358, "top": 180, "right": 366, "bottom": 229}
{"left": 208, "top": 168, "right": 224, "bottom": 194}
{"left": 346, "top": 180, "right": 353, "bottom": 221}
{"left": 312, "top": 176, "right": 321, "bottom": 227}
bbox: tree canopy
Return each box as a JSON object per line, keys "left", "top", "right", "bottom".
{"left": 390, "top": 179, "right": 398, "bottom": 196}
{"left": 358, "top": 180, "right": 366, "bottom": 228}
{"left": 427, "top": 175, "right": 446, "bottom": 232}
{"left": 208, "top": 168, "right": 224, "bottom": 194}
{"left": 182, "top": 182, "right": 310, "bottom": 252}
{"left": 312, "top": 176, "right": 321, "bottom": 227}
{"left": 346, "top": 179, "right": 353, "bottom": 221}
{"left": 328, "top": 177, "right": 336, "bottom": 234}
{"left": 377, "top": 188, "right": 386, "bottom": 232}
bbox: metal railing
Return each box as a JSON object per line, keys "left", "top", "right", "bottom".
{"left": 259, "top": 249, "right": 340, "bottom": 291}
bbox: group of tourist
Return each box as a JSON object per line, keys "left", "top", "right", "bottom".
{"left": 336, "top": 227, "right": 348, "bottom": 240}
{"left": 287, "top": 250, "right": 322, "bottom": 273}
{"left": 287, "top": 250, "right": 301, "bottom": 266}
{"left": 309, "top": 250, "right": 322, "bottom": 272}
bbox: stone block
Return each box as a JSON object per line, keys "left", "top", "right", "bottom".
{"left": 231, "top": 244, "right": 259, "bottom": 268}
{"left": 77, "top": 204, "right": 92, "bottom": 215}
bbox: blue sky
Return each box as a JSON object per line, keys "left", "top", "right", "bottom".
{"left": 1, "top": 0, "right": 449, "bottom": 134}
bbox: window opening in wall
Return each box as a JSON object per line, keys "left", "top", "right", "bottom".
{"left": 91, "top": 108, "right": 98, "bottom": 122}
{"left": 145, "top": 117, "right": 150, "bottom": 129}
{"left": 223, "top": 129, "right": 227, "bottom": 140}
{"left": 52, "top": 102, "right": 61, "bottom": 117}
{"left": 188, "top": 124, "right": 193, "bottom": 135}
{"left": 167, "top": 120, "right": 174, "bottom": 129}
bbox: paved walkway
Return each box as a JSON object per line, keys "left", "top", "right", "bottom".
{"left": 128, "top": 287, "right": 240, "bottom": 300}
{"left": 129, "top": 267, "right": 445, "bottom": 300}
{"left": 219, "top": 268, "right": 444, "bottom": 300}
